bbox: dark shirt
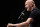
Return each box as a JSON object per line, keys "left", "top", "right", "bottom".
{"left": 29, "top": 7, "right": 40, "bottom": 27}
{"left": 17, "top": 7, "right": 40, "bottom": 27}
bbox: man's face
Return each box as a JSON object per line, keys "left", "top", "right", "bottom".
{"left": 25, "top": 1, "right": 32, "bottom": 11}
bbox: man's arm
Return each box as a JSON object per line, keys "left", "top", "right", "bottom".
{"left": 7, "top": 18, "right": 33, "bottom": 27}
{"left": 16, "top": 18, "right": 33, "bottom": 26}
{"left": 12, "top": 18, "right": 33, "bottom": 26}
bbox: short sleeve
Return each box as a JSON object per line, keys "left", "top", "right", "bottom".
{"left": 29, "top": 10, "right": 38, "bottom": 19}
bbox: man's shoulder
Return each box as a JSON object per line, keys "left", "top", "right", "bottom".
{"left": 32, "top": 7, "right": 40, "bottom": 12}
{"left": 34, "top": 7, "right": 40, "bottom": 14}
{"left": 30, "top": 7, "right": 40, "bottom": 15}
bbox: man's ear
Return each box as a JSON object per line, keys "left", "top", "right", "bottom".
{"left": 32, "top": 4, "right": 35, "bottom": 7}
{"left": 30, "top": 4, "right": 33, "bottom": 7}
{"left": 31, "top": 4, "right": 34, "bottom": 7}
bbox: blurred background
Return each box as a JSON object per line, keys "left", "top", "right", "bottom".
{"left": 0, "top": 0, "right": 40, "bottom": 27}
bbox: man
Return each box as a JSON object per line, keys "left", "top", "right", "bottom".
{"left": 7, "top": 1, "right": 40, "bottom": 27}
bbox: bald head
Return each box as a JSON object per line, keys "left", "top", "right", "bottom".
{"left": 27, "top": 0, "right": 33, "bottom": 1}
{"left": 25, "top": 1, "right": 35, "bottom": 6}
{"left": 25, "top": 1, "right": 36, "bottom": 11}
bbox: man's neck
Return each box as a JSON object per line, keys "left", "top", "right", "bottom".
{"left": 31, "top": 6, "right": 36, "bottom": 11}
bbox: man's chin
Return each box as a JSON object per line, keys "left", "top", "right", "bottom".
{"left": 27, "top": 10, "right": 29, "bottom": 11}
{"left": 27, "top": 10, "right": 31, "bottom": 12}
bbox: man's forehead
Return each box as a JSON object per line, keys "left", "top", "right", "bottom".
{"left": 25, "top": 1, "right": 31, "bottom": 3}
{"left": 25, "top": 1, "right": 34, "bottom": 5}
{"left": 25, "top": 1, "right": 30, "bottom": 4}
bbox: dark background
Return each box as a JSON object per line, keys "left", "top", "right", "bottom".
{"left": 0, "top": 0, "right": 40, "bottom": 27}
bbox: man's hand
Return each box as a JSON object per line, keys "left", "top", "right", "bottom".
{"left": 7, "top": 23, "right": 21, "bottom": 27}
{"left": 7, "top": 23, "right": 14, "bottom": 27}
